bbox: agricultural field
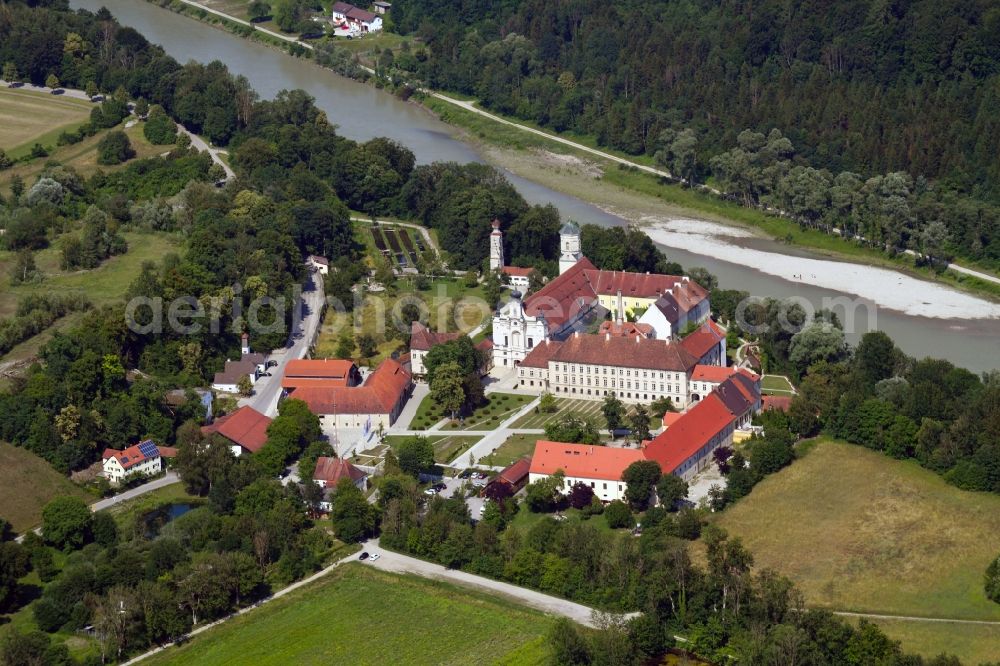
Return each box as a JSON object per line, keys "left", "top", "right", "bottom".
{"left": 0, "top": 87, "right": 92, "bottom": 159}
{"left": 145, "top": 564, "right": 553, "bottom": 666}
{"left": 0, "top": 442, "right": 92, "bottom": 533}
{"left": 709, "top": 438, "right": 1000, "bottom": 662}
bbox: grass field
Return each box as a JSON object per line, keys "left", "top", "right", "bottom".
{"left": 710, "top": 438, "right": 1000, "bottom": 661}
{"left": 383, "top": 434, "right": 481, "bottom": 465}
{"left": 450, "top": 393, "right": 534, "bottom": 431}
{"left": 145, "top": 564, "right": 553, "bottom": 666}
{"left": 760, "top": 374, "right": 796, "bottom": 395}
{"left": 0, "top": 442, "right": 92, "bottom": 533}
{"left": 0, "top": 87, "right": 93, "bottom": 159}
{"left": 861, "top": 617, "right": 1000, "bottom": 665}
{"left": 488, "top": 434, "right": 537, "bottom": 467}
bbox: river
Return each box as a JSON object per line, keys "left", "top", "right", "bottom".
{"left": 71, "top": 0, "right": 1000, "bottom": 372}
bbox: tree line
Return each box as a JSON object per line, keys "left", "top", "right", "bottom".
{"left": 383, "top": 0, "right": 1000, "bottom": 271}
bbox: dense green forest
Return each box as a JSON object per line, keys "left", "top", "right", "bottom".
{"left": 386, "top": 0, "right": 1000, "bottom": 269}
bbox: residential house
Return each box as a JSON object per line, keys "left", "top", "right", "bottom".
{"left": 372, "top": 1, "right": 390, "bottom": 14}
{"left": 212, "top": 334, "right": 266, "bottom": 393}
{"left": 102, "top": 440, "right": 164, "bottom": 485}
{"left": 201, "top": 405, "right": 273, "bottom": 456}
{"left": 314, "top": 456, "right": 368, "bottom": 511}
{"left": 307, "top": 255, "right": 330, "bottom": 275}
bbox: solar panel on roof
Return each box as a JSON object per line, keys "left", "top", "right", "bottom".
{"left": 138, "top": 440, "right": 159, "bottom": 458}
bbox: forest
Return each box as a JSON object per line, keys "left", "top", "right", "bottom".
{"left": 386, "top": 0, "right": 1000, "bottom": 270}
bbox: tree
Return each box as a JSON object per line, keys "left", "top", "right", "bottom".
{"left": 45, "top": 73, "right": 59, "bottom": 89}
{"left": 2, "top": 62, "right": 18, "bottom": 83}
{"left": 9, "top": 250, "right": 39, "bottom": 285}
{"left": 986, "top": 554, "right": 1000, "bottom": 604}
{"left": 144, "top": 106, "right": 177, "bottom": 145}
{"left": 357, "top": 333, "right": 377, "bottom": 359}
{"left": 134, "top": 97, "right": 149, "bottom": 119}
{"left": 548, "top": 618, "right": 591, "bottom": 665}
{"left": 622, "top": 460, "right": 661, "bottom": 510}
{"left": 525, "top": 472, "right": 564, "bottom": 512}
{"left": 656, "top": 474, "right": 689, "bottom": 510}
{"left": 91, "top": 511, "right": 119, "bottom": 548}
{"left": 85, "top": 80, "right": 98, "bottom": 98}
{"left": 544, "top": 414, "right": 600, "bottom": 445}
{"left": 248, "top": 0, "right": 271, "bottom": 20}
{"left": 482, "top": 269, "right": 504, "bottom": 308}
{"left": 330, "top": 478, "right": 375, "bottom": 542}
{"left": 236, "top": 374, "right": 253, "bottom": 397}
{"left": 789, "top": 323, "right": 846, "bottom": 376}
{"left": 396, "top": 436, "right": 435, "bottom": 477}
{"left": 854, "top": 331, "right": 899, "bottom": 386}
{"left": 96, "top": 131, "right": 135, "bottom": 165}
{"left": 41, "top": 496, "right": 91, "bottom": 550}
{"left": 430, "top": 361, "right": 465, "bottom": 420}
{"left": 0, "top": 148, "right": 10, "bottom": 170}
{"left": 567, "top": 481, "right": 594, "bottom": 509}
{"left": 604, "top": 500, "right": 632, "bottom": 528}
{"left": 335, "top": 331, "right": 355, "bottom": 359}
{"left": 628, "top": 405, "right": 652, "bottom": 444}
{"left": 602, "top": 392, "right": 625, "bottom": 439}
{"left": 0, "top": 542, "right": 30, "bottom": 613}
{"left": 538, "top": 392, "right": 557, "bottom": 413}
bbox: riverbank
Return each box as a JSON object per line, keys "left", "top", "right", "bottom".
{"left": 421, "top": 94, "right": 1000, "bottom": 303}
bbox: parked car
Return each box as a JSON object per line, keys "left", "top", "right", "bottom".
{"left": 432, "top": 483, "right": 446, "bottom": 492}
{"left": 267, "top": 360, "right": 278, "bottom": 368}
{"left": 261, "top": 372, "right": 272, "bottom": 377}
{"left": 358, "top": 551, "right": 369, "bottom": 560}
{"left": 369, "top": 553, "right": 380, "bottom": 562}
{"left": 423, "top": 487, "right": 437, "bottom": 496}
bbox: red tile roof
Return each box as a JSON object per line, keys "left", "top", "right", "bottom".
{"left": 519, "top": 339, "right": 564, "bottom": 368}
{"left": 680, "top": 320, "right": 725, "bottom": 361}
{"left": 530, "top": 441, "right": 644, "bottom": 481}
{"left": 157, "top": 446, "right": 178, "bottom": 458}
{"left": 498, "top": 458, "right": 531, "bottom": 485}
{"left": 691, "top": 364, "right": 740, "bottom": 383}
{"left": 549, "top": 333, "right": 699, "bottom": 372}
{"left": 102, "top": 440, "right": 161, "bottom": 470}
{"left": 661, "top": 412, "right": 683, "bottom": 428}
{"left": 585, "top": 270, "right": 684, "bottom": 299}
{"left": 346, "top": 6, "right": 376, "bottom": 21}
{"left": 290, "top": 359, "right": 411, "bottom": 415}
{"left": 524, "top": 258, "right": 597, "bottom": 328}
{"left": 409, "top": 322, "right": 460, "bottom": 352}
{"left": 643, "top": 393, "right": 735, "bottom": 474}
{"left": 763, "top": 395, "right": 793, "bottom": 412}
{"left": 201, "top": 406, "right": 273, "bottom": 453}
{"left": 502, "top": 266, "right": 534, "bottom": 277}
{"left": 314, "top": 456, "right": 366, "bottom": 485}
{"left": 598, "top": 320, "right": 654, "bottom": 338}
{"left": 282, "top": 359, "right": 358, "bottom": 389}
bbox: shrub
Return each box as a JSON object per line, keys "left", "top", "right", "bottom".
{"left": 604, "top": 500, "right": 632, "bottom": 528}
{"left": 96, "top": 130, "right": 135, "bottom": 165}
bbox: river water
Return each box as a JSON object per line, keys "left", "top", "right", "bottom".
{"left": 72, "top": 0, "right": 1000, "bottom": 372}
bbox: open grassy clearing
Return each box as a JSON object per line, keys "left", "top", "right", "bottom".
{"left": 1, "top": 120, "right": 169, "bottom": 197}
{"left": 760, "top": 374, "right": 795, "bottom": 394}
{"left": 0, "top": 442, "right": 92, "bottom": 533}
{"left": 145, "top": 563, "right": 553, "bottom": 666}
{"left": 0, "top": 87, "right": 93, "bottom": 158}
{"left": 448, "top": 393, "right": 535, "bottom": 431}
{"left": 383, "top": 434, "right": 481, "bottom": 464}
{"left": 708, "top": 438, "right": 1000, "bottom": 658}
{"left": 860, "top": 617, "right": 1000, "bottom": 665}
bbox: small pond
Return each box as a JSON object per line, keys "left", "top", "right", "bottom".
{"left": 142, "top": 502, "right": 198, "bottom": 538}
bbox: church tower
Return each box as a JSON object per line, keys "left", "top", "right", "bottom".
{"left": 558, "top": 220, "right": 582, "bottom": 274}
{"left": 489, "top": 219, "right": 504, "bottom": 272}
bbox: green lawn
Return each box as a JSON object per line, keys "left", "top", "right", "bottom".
{"left": 0, "top": 87, "right": 93, "bottom": 159}
{"left": 488, "top": 433, "right": 537, "bottom": 467}
{"left": 709, "top": 438, "right": 1000, "bottom": 661}
{"left": 860, "top": 617, "right": 1000, "bottom": 665}
{"left": 511, "top": 398, "right": 604, "bottom": 430}
{"left": 145, "top": 564, "right": 553, "bottom": 666}
{"left": 760, "top": 374, "right": 795, "bottom": 395}
{"left": 0, "top": 442, "right": 92, "bottom": 533}
{"left": 448, "top": 393, "right": 535, "bottom": 431}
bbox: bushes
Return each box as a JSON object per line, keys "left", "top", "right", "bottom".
{"left": 0, "top": 293, "right": 91, "bottom": 356}
{"left": 96, "top": 130, "right": 135, "bottom": 165}
{"left": 604, "top": 500, "right": 632, "bottom": 528}
{"left": 144, "top": 105, "right": 178, "bottom": 145}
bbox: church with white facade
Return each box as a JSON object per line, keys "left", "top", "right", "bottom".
{"left": 490, "top": 220, "right": 713, "bottom": 370}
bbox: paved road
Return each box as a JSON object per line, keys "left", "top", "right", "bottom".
{"left": 91, "top": 472, "right": 181, "bottom": 512}
{"left": 243, "top": 270, "right": 325, "bottom": 417}
{"left": 362, "top": 538, "right": 627, "bottom": 628}
{"left": 178, "top": 124, "right": 235, "bottom": 178}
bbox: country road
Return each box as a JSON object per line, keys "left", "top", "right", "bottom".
{"left": 831, "top": 610, "right": 1000, "bottom": 626}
